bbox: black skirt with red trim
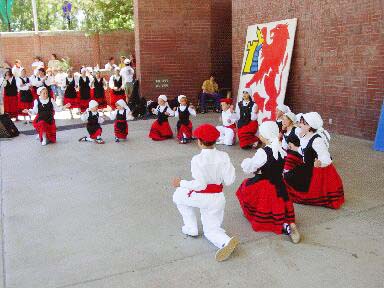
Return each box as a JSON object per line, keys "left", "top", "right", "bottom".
{"left": 285, "top": 164, "right": 344, "bottom": 209}
{"left": 236, "top": 177, "right": 295, "bottom": 234}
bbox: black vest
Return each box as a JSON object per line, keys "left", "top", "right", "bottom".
{"left": 86, "top": 111, "right": 101, "bottom": 135}
{"left": 4, "top": 77, "right": 18, "bottom": 96}
{"left": 93, "top": 78, "right": 105, "bottom": 99}
{"left": 246, "top": 146, "right": 288, "bottom": 201}
{"left": 157, "top": 106, "right": 169, "bottom": 124}
{"left": 37, "top": 98, "right": 54, "bottom": 124}
{"left": 113, "top": 77, "right": 124, "bottom": 95}
{"left": 65, "top": 78, "right": 77, "bottom": 98}
{"left": 283, "top": 127, "right": 300, "bottom": 148}
{"left": 115, "top": 109, "right": 128, "bottom": 132}
{"left": 79, "top": 76, "right": 91, "bottom": 99}
{"left": 19, "top": 78, "right": 33, "bottom": 102}
{"left": 237, "top": 100, "right": 254, "bottom": 129}
{"left": 177, "top": 106, "right": 190, "bottom": 129}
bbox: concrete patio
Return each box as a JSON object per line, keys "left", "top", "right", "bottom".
{"left": 0, "top": 114, "right": 383, "bottom": 288}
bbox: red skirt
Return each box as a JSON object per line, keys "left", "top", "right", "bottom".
{"left": 238, "top": 121, "right": 259, "bottom": 148}
{"left": 33, "top": 117, "right": 57, "bottom": 143}
{"left": 64, "top": 96, "right": 80, "bottom": 108}
{"left": 17, "top": 93, "right": 34, "bottom": 115}
{"left": 285, "top": 164, "right": 345, "bottom": 209}
{"left": 236, "top": 178, "right": 295, "bottom": 234}
{"left": 149, "top": 120, "right": 173, "bottom": 141}
{"left": 31, "top": 87, "right": 39, "bottom": 100}
{"left": 284, "top": 150, "right": 303, "bottom": 172}
{"left": 3, "top": 94, "right": 18, "bottom": 118}
{"left": 89, "top": 128, "right": 102, "bottom": 139}
{"left": 177, "top": 121, "right": 193, "bottom": 140}
{"left": 114, "top": 120, "right": 128, "bottom": 139}
{"left": 110, "top": 90, "right": 126, "bottom": 106}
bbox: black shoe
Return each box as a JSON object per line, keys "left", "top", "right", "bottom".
{"left": 115, "top": 138, "right": 120, "bottom": 143}
{"left": 78, "top": 136, "right": 87, "bottom": 142}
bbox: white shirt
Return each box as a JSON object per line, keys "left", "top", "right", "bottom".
{"left": 12, "top": 66, "right": 24, "bottom": 78}
{"left": 80, "top": 110, "right": 105, "bottom": 124}
{"left": 30, "top": 75, "right": 50, "bottom": 87}
{"left": 27, "top": 98, "right": 63, "bottom": 115}
{"left": 32, "top": 61, "right": 44, "bottom": 75}
{"left": 105, "top": 63, "right": 117, "bottom": 71}
{"left": 55, "top": 72, "right": 67, "bottom": 90}
{"left": 180, "top": 148, "right": 236, "bottom": 191}
{"left": 109, "top": 75, "right": 123, "bottom": 89}
{"left": 298, "top": 134, "right": 332, "bottom": 167}
{"left": 16, "top": 77, "right": 32, "bottom": 91}
{"left": 221, "top": 109, "right": 237, "bottom": 127}
{"left": 152, "top": 105, "right": 174, "bottom": 116}
{"left": 235, "top": 100, "right": 258, "bottom": 121}
{"left": 120, "top": 66, "right": 134, "bottom": 83}
{"left": 241, "top": 147, "right": 271, "bottom": 174}
{"left": 174, "top": 105, "right": 196, "bottom": 118}
{"left": 109, "top": 108, "right": 133, "bottom": 121}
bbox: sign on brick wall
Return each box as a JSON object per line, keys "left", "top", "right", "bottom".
{"left": 238, "top": 18, "right": 297, "bottom": 122}
{"left": 154, "top": 78, "right": 170, "bottom": 89}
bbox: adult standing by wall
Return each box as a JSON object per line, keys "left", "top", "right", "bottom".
{"left": 120, "top": 58, "right": 135, "bottom": 102}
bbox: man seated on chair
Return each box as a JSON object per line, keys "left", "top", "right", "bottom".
{"left": 200, "top": 74, "right": 222, "bottom": 113}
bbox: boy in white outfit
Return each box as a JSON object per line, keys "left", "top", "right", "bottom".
{"left": 216, "top": 98, "right": 237, "bottom": 146}
{"left": 172, "top": 123, "right": 239, "bottom": 262}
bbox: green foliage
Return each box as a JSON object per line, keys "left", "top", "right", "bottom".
{"left": 0, "top": 0, "right": 134, "bottom": 33}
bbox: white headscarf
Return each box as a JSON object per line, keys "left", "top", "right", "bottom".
{"left": 277, "top": 103, "right": 291, "bottom": 114}
{"left": 259, "top": 121, "right": 286, "bottom": 160}
{"left": 88, "top": 100, "right": 98, "bottom": 109}
{"left": 296, "top": 113, "right": 303, "bottom": 124}
{"left": 178, "top": 95, "right": 187, "bottom": 103}
{"left": 284, "top": 111, "right": 296, "bottom": 123}
{"left": 158, "top": 95, "right": 167, "bottom": 102}
{"left": 37, "top": 86, "right": 47, "bottom": 95}
{"left": 115, "top": 99, "right": 128, "bottom": 109}
{"left": 242, "top": 87, "right": 252, "bottom": 96}
{"left": 303, "top": 112, "right": 331, "bottom": 147}
{"left": 80, "top": 67, "right": 87, "bottom": 74}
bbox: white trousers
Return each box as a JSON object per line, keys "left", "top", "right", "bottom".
{"left": 173, "top": 187, "right": 230, "bottom": 249}
{"left": 216, "top": 125, "right": 235, "bottom": 146}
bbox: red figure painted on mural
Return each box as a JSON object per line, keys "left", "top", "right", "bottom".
{"left": 246, "top": 24, "right": 290, "bottom": 121}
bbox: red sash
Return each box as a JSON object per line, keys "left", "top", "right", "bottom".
{"left": 188, "top": 184, "right": 223, "bottom": 197}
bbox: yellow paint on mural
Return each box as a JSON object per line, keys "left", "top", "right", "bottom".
{"left": 242, "top": 28, "right": 264, "bottom": 75}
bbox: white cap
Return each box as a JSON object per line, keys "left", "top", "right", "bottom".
{"left": 37, "top": 86, "right": 47, "bottom": 95}
{"left": 277, "top": 103, "right": 291, "bottom": 114}
{"left": 259, "top": 121, "right": 286, "bottom": 160}
{"left": 115, "top": 99, "right": 128, "bottom": 109}
{"left": 178, "top": 95, "right": 187, "bottom": 103}
{"left": 88, "top": 100, "right": 98, "bottom": 109}
{"left": 284, "top": 111, "right": 296, "bottom": 123}
{"left": 158, "top": 95, "right": 167, "bottom": 102}
{"left": 242, "top": 87, "right": 252, "bottom": 95}
{"left": 303, "top": 112, "right": 331, "bottom": 147}
{"left": 80, "top": 67, "right": 87, "bottom": 74}
{"left": 124, "top": 59, "right": 131, "bottom": 65}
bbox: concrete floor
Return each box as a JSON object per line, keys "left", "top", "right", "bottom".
{"left": 0, "top": 114, "right": 383, "bottom": 288}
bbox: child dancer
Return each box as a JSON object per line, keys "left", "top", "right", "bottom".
{"left": 174, "top": 95, "right": 196, "bottom": 144}
{"left": 149, "top": 95, "right": 174, "bottom": 141}
{"left": 284, "top": 112, "right": 344, "bottom": 209}
{"left": 275, "top": 104, "right": 291, "bottom": 132}
{"left": 236, "top": 121, "right": 300, "bottom": 243}
{"left": 236, "top": 88, "right": 259, "bottom": 149}
{"left": 92, "top": 70, "right": 108, "bottom": 111}
{"left": 109, "top": 99, "right": 134, "bottom": 142}
{"left": 109, "top": 68, "right": 126, "bottom": 105}
{"left": 172, "top": 123, "right": 239, "bottom": 262}
{"left": 79, "top": 100, "right": 105, "bottom": 144}
{"left": 17, "top": 68, "right": 34, "bottom": 124}
{"left": 216, "top": 98, "right": 237, "bottom": 146}
{"left": 281, "top": 112, "right": 303, "bottom": 173}
{"left": 3, "top": 70, "right": 18, "bottom": 119}
{"left": 23, "top": 87, "right": 70, "bottom": 146}
{"left": 63, "top": 69, "right": 79, "bottom": 119}
{"left": 78, "top": 68, "right": 92, "bottom": 112}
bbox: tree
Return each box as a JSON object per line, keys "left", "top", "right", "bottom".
{"left": 0, "top": 0, "right": 133, "bottom": 33}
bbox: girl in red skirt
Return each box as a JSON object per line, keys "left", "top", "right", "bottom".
{"left": 149, "top": 95, "right": 174, "bottom": 141}
{"left": 23, "top": 87, "right": 71, "bottom": 146}
{"left": 174, "top": 95, "right": 196, "bottom": 144}
{"left": 236, "top": 88, "right": 259, "bottom": 149}
{"left": 78, "top": 100, "right": 105, "bottom": 144}
{"left": 92, "top": 70, "right": 108, "bottom": 111}
{"left": 78, "top": 68, "right": 92, "bottom": 112}
{"left": 281, "top": 112, "right": 303, "bottom": 173}
{"left": 236, "top": 121, "right": 300, "bottom": 243}
{"left": 3, "top": 70, "right": 19, "bottom": 119}
{"left": 63, "top": 69, "right": 79, "bottom": 119}
{"left": 17, "top": 68, "right": 34, "bottom": 124}
{"left": 109, "top": 68, "right": 126, "bottom": 105}
{"left": 284, "top": 112, "right": 344, "bottom": 209}
{"left": 109, "top": 99, "right": 134, "bottom": 142}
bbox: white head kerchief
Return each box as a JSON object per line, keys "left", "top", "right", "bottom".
{"left": 116, "top": 99, "right": 128, "bottom": 109}
{"left": 259, "top": 121, "right": 286, "bottom": 160}
{"left": 303, "top": 112, "right": 331, "bottom": 147}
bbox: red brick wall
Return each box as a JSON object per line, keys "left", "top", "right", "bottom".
{"left": 134, "top": 0, "right": 232, "bottom": 104}
{"left": 0, "top": 30, "right": 135, "bottom": 74}
{"left": 232, "top": 0, "right": 384, "bottom": 140}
